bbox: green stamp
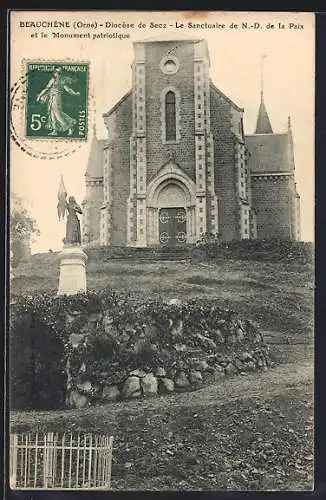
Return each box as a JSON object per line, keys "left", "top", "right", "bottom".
{"left": 25, "top": 62, "right": 89, "bottom": 140}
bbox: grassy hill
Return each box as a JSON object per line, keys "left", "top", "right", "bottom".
{"left": 10, "top": 248, "right": 314, "bottom": 490}
{"left": 11, "top": 247, "right": 314, "bottom": 341}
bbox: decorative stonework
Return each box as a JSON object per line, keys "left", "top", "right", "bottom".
{"left": 127, "top": 136, "right": 137, "bottom": 245}
{"left": 100, "top": 146, "right": 113, "bottom": 245}
{"left": 250, "top": 209, "right": 258, "bottom": 239}
{"left": 239, "top": 204, "right": 250, "bottom": 239}
{"left": 100, "top": 203, "right": 112, "bottom": 246}
{"left": 235, "top": 141, "right": 248, "bottom": 201}
{"left": 193, "top": 41, "right": 215, "bottom": 239}
{"left": 135, "top": 137, "right": 147, "bottom": 246}
{"left": 146, "top": 161, "right": 197, "bottom": 245}
{"left": 82, "top": 177, "right": 104, "bottom": 246}
{"left": 159, "top": 55, "right": 180, "bottom": 75}
{"left": 128, "top": 45, "right": 148, "bottom": 247}
{"left": 251, "top": 173, "right": 293, "bottom": 181}
{"left": 234, "top": 139, "right": 252, "bottom": 239}
{"left": 206, "top": 133, "right": 219, "bottom": 234}
{"left": 81, "top": 37, "right": 301, "bottom": 247}
{"left": 195, "top": 134, "right": 207, "bottom": 237}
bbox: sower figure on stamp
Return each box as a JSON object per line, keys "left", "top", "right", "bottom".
{"left": 36, "top": 67, "right": 80, "bottom": 136}
{"left": 57, "top": 176, "right": 83, "bottom": 246}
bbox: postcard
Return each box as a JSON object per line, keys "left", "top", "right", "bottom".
{"left": 8, "top": 10, "right": 314, "bottom": 491}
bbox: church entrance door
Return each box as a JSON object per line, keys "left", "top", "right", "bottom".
{"left": 159, "top": 207, "right": 186, "bottom": 246}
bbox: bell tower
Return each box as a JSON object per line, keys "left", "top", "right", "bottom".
{"left": 126, "top": 35, "right": 219, "bottom": 247}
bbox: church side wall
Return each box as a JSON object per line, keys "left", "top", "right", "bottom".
{"left": 210, "top": 89, "right": 239, "bottom": 241}
{"left": 251, "top": 175, "right": 297, "bottom": 240}
{"left": 83, "top": 181, "right": 103, "bottom": 245}
{"left": 295, "top": 193, "right": 301, "bottom": 241}
{"left": 145, "top": 42, "right": 196, "bottom": 183}
{"left": 104, "top": 94, "right": 132, "bottom": 246}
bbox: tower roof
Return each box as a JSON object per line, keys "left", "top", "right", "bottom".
{"left": 255, "top": 94, "right": 273, "bottom": 134}
{"left": 85, "top": 127, "right": 105, "bottom": 178}
{"left": 245, "top": 132, "right": 294, "bottom": 174}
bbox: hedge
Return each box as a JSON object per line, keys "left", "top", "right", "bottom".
{"left": 10, "top": 289, "right": 269, "bottom": 410}
{"left": 82, "top": 239, "right": 314, "bottom": 265}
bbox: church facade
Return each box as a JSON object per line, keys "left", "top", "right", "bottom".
{"left": 82, "top": 36, "right": 301, "bottom": 248}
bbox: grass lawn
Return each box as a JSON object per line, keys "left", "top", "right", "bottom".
{"left": 10, "top": 253, "right": 314, "bottom": 490}
{"left": 12, "top": 253, "right": 314, "bottom": 340}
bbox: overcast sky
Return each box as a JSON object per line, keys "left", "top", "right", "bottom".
{"left": 10, "top": 11, "right": 315, "bottom": 252}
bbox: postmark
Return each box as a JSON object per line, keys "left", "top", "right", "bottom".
{"left": 25, "top": 62, "right": 89, "bottom": 140}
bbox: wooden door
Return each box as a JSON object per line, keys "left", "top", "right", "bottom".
{"left": 159, "top": 208, "right": 186, "bottom": 246}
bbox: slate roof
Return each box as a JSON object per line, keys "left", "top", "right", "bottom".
{"left": 85, "top": 130, "right": 106, "bottom": 178}
{"left": 102, "top": 90, "right": 132, "bottom": 119}
{"left": 255, "top": 95, "right": 273, "bottom": 134}
{"left": 210, "top": 81, "right": 244, "bottom": 112}
{"left": 245, "top": 132, "right": 294, "bottom": 174}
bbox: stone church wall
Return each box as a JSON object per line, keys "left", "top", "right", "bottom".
{"left": 83, "top": 181, "right": 103, "bottom": 245}
{"left": 104, "top": 93, "right": 133, "bottom": 245}
{"left": 210, "top": 88, "right": 239, "bottom": 241}
{"left": 251, "top": 176, "right": 297, "bottom": 240}
{"left": 145, "top": 42, "right": 196, "bottom": 182}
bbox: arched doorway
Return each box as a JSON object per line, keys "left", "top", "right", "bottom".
{"left": 157, "top": 183, "right": 187, "bottom": 246}
{"left": 146, "top": 161, "right": 197, "bottom": 247}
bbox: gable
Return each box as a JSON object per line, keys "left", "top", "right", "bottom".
{"left": 210, "top": 81, "right": 244, "bottom": 112}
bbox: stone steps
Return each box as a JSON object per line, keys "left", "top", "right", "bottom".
{"left": 101, "top": 247, "right": 190, "bottom": 261}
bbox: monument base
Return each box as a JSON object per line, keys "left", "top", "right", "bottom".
{"left": 58, "top": 245, "right": 88, "bottom": 296}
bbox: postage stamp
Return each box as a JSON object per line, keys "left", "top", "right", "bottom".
{"left": 25, "top": 62, "right": 89, "bottom": 140}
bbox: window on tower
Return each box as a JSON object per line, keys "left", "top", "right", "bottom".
{"left": 165, "top": 91, "right": 176, "bottom": 142}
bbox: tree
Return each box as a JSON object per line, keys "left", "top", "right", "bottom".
{"left": 10, "top": 194, "right": 40, "bottom": 266}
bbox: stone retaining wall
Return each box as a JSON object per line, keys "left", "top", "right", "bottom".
{"left": 63, "top": 295, "right": 271, "bottom": 409}
{"left": 69, "top": 347, "right": 271, "bottom": 409}
{"left": 10, "top": 290, "right": 272, "bottom": 410}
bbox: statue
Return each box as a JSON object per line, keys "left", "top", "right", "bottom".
{"left": 57, "top": 175, "right": 87, "bottom": 296}
{"left": 57, "top": 176, "right": 83, "bottom": 246}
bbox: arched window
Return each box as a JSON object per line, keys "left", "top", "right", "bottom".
{"left": 165, "top": 91, "right": 176, "bottom": 141}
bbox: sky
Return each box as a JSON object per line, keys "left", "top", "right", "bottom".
{"left": 10, "top": 11, "right": 315, "bottom": 253}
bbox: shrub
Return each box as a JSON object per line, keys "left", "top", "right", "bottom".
{"left": 190, "top": 239, "right": 314, "bottom": 265}
{"left": 10, "top": 310, "right": 67, "bottom": 410}
{"left": 10, "top": 289, "right": 265, "bottom": 410}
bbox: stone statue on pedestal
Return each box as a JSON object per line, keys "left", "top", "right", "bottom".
{"left": 57, "top": 175, "right": 87, "bottom": 296}
{"left": 57, "top": 178, "right": 83, "bottom": 245}
{"left": 65, "top": 197, "right": 82, "bottom": 245}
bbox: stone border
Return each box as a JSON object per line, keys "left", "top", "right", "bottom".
{"left": 68, "top": 347, "right": 271, "bottom": 408}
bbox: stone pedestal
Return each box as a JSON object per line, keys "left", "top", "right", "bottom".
{"left": 58, "top": 245, "right": 88, "bottom": 296}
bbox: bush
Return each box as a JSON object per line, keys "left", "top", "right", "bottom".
{"left": 10, "top": 310, "right": 67, "bottom": 410}
{"left": 10, "top": 289, "right": 266, "bottom": 410}
{"left": 190, "top": 239, "right": 314, "bottom": 265}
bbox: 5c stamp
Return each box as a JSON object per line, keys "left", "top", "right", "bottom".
{"left": 25, "top": 62, "right": 89, "bottom": 140}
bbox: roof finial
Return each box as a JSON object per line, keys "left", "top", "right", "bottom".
{"left": 255, "top": 56, "right": 273, "bottom": 135}
{"left": 260, "top": 54, "right": 267, "bottom": 100}
{"left": 288, "top": 115, "right": 291, "bottom": 130}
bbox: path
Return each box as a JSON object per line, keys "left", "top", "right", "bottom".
{"left": 10, "top": 359, "right": 313, "bottom": 430}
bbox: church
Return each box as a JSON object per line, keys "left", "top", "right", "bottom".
{"left": 82, "top": 35, "right": 301, "bottom": 248}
